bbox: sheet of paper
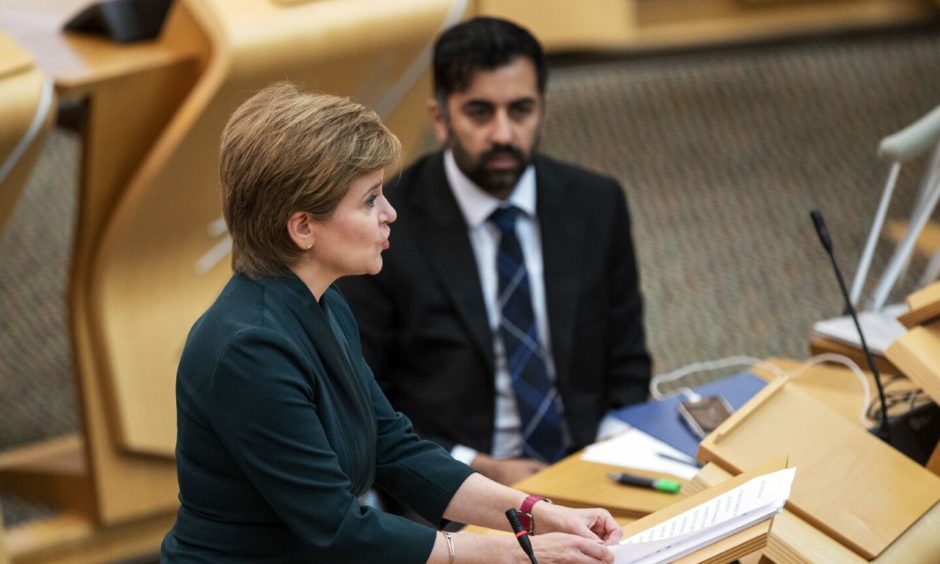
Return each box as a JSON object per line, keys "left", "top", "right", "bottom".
{"left": 812, "top": 305, "right": 907, "bottom": 354}
{"left": 610, "top": 467, "right": 796, "bottom": 564}
{"left": 581, "top": 427, "right": 700, "bottom": 480}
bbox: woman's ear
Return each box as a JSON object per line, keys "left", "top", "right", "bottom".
{"left": 286, "top": 211, "right": 315, "bottom": 250}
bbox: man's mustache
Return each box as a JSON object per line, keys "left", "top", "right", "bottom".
{"left": 481, "top": 145, "right": 525, "bottom": 166}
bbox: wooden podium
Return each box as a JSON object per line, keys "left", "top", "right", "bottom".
{"left": 698, "top": 375, "right": 940, "bottom": 561}
{"left": 468, "top": 461, "right": 785, "bottom": 564}
{"left": 885, "top": 286, "right": 940, "bottom": 475}
{"left": 614, "top": 460, "right": 786, "bottom": 564}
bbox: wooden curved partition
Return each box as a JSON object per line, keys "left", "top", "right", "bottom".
{"left": 73, "top": 0, "right": 467, "bottom": 525}
{"left": 0, "top": 33, "right": 55, "bottom": 230}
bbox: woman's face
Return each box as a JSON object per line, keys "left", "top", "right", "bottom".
{"left": 310, "top": 169, "right": 396, "bottom": 280}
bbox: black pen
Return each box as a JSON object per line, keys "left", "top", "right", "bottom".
{"left": 608, "top": 472, "right": 682, "bottom": 494}
{"left": 657, "top": 451, "right": 702, "bottom": 468}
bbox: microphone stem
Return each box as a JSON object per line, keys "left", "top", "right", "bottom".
{"left": 826, "top": 252, "right": 892, "bottom": 443}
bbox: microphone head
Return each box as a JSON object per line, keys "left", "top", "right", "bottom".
{"left": 810, "top": 209, "right": 833, "bottom": 253}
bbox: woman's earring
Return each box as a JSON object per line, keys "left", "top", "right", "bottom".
{"left": 306, "top": 241, "right": 313, "bottom": 250}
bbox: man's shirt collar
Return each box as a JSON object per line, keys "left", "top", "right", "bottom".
{"left": 443, "top": 149, "right": 536, "bottom": 228}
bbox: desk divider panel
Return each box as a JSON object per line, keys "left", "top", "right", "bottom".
{"left": 698, "top": 377, "right": 940, "bottom": 560}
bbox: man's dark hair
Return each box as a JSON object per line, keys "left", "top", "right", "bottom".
{"left": 433, "top": 17, "right": 547, "bottom": 101}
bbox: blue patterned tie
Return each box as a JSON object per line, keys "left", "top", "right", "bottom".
{"left": 489, "top": 206, "right": 569, "bottom": 462}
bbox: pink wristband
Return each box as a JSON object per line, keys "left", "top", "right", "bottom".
{"left": 518, "top": 495, "right": 552, "bottom": 534}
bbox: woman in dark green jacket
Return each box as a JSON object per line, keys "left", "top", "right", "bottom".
{"left": 160, "top": 83, "right": 621, "bottom": 563}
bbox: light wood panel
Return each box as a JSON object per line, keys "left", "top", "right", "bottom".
{"left": 696, "top": 457, "right": 940, "bottom": 563}
{"left": 885, "top": 319, "right": 940, "bottom": 405}
{"left": 478, "top": 0, "right": 938, "bottom": 52}
{"left": 808, "top": 337, "right": 900, "bottom": 377}
{"left": 615, "top": 459, "right": 785, "bottom": 564}
{"left": 699, "top": 377, "right": 940, "bottom": 560}
{"left": 513, "top": 452, "right": 688, "bottom": 519}
{"left": 477, "top": 0, "right": 635, "bottom": 51}
{"left": 898, "top": 281, "right": 940, "bottom": 327}
{"left": 0, "top": 435, "right": 94, "bottom": 520}
{"left": 4, "top": 511, "right": 174, "bottom": 564}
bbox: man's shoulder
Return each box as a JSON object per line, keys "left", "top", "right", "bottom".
{"left": 534, "top": 154, "right": 626, "bottom": 210}
{"left": 386, "top": 152, "right": 444, "bottom": 203}
{"left": 534, "top": 153, "right": 620, "bottom": 191}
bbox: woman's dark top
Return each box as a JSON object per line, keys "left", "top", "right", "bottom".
{"left": 161, "top": 272, "right": 474, "bottom": 562}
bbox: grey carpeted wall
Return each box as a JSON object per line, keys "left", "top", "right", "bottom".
{"left": 541, "top": 27, "right": 940, "bottom": 378}
{"left": 2, "top": 25, "right": 939, "bottom": 525}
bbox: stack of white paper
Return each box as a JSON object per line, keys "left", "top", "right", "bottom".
{"left": 581, "top": 427, "right": 700, "bottom": 480}
{"left": 609, "top": 467, "right": 796, "bottom": 564}
{"left": 812, "top": 305, "right": 907, "bottom": 355}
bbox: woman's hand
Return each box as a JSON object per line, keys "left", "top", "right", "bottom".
{"left": 533, "top": 503, "right": 623, "bottom": 545}
{"left": 529, "top": 532, "right": 615, "bottom": 563}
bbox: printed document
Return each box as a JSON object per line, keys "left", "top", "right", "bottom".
{"left": 609, "top": 467, "right": 795, "bottom": 564}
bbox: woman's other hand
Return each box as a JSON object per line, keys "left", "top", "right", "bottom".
{"left": 534, "top": 503, "right": 623, "bottom": 545}
{"left": 529, "top": 532, "right": 615, "bottom": 563}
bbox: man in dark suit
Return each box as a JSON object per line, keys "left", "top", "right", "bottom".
{"left": 338, "top": 17, "right": 651, "bottom": 485}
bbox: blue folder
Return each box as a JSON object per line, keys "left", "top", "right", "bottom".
{"left": 611, "top": 372, "right": 767, "bottom": 458}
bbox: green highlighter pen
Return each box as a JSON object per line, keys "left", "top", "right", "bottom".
{"left": 608, "top": 472, "right": 682, "bottom": 494}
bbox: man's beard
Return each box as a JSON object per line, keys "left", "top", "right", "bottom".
{"left": 451, "top": 140, "right": 532, "bottom": 199}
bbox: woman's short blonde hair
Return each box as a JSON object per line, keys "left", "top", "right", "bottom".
{"left": 219, "top": 82, "right": 401, "bottom": 278}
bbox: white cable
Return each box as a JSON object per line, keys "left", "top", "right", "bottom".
{"left": 649, "top": 355, "right": 786, "bottom": 401}
{"left": 0, "top": 77, "right": 54, "bottom": 185}
{"left": 650, "top": 353, "right": 871, "bottom": 427}
{"left": 785, "top": 353, "right": 872, "bottom": 427}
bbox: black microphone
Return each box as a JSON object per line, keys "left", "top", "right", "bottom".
{"left": 810, "top": 210, "right": 891, "bottom": 443}
{"left": 505, "top": 508, "right": 538, "bottom": 564}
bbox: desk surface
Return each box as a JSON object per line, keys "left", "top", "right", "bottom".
{"left": 0, "top": 0, "right": 200, "bottom": 96}
{"left": 506, "top": 358, "right": 911, "bottom": 521}
{"left": 512, "top": 451, "right": 687, "bottom": 519}
{"left": 467, "top": 359, "right": 938, "bottom": 561}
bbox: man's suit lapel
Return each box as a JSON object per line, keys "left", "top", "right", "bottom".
{"left": 537, "top": 158, "right": 585, "bottom": 387}
{"left": 410, "top": 155, "right": 495, "bottom": 372}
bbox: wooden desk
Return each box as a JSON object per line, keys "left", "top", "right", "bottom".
{"left": 512, "top": 452, "right": 687, "bottom": 520}
{"left": 704, "top": 360, "right": 940, "bottom": 562}
{"left": 696, "top": 458, "right": 940, "bottom": 563}
{"left": 476, "top": 359, "right": 938, "bottom": 562}
{"left": 0, "top": 1, "right": 201, "bottom": 96}
{"left": 757, "top": 357, "right": 920, "bottom": 428}
{"left": 465, "top": 462, "right": 774, "bottom": 564}
{"left": 808, "top": 336, "right": 900, "bottom": 376}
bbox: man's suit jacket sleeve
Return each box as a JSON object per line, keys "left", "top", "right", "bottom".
{"left": 603, "top": 182, "right": 652, "bottom": 408}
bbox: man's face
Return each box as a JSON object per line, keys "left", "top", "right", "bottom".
{"left": 432, "top": 57, "right": 544, "bottom": 199}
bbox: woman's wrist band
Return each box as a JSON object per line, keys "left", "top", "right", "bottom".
{"left": 518, "top": 495, "right": 552, "bottom": 534}
{"left": 441, "top": 530, "right": 455, "bottom": 563}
